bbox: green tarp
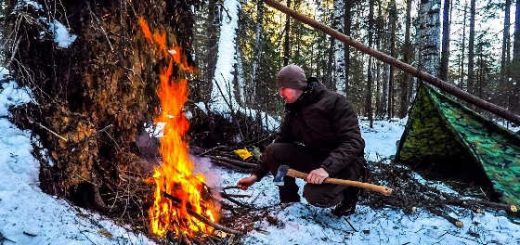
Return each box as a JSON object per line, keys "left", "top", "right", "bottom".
{"left": 396, "top": 85, "right": 520, "bottom": 206}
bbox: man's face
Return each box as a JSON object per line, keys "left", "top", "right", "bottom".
{"left": 279, "top": 87, "right": 303, "bottom": 103}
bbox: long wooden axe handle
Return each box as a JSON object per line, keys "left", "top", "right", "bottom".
{"left": 264, "top": 0, "right": 520, "bottom": 125}
{"left": 286, "top": 168, "right": 393, "bottom": 196}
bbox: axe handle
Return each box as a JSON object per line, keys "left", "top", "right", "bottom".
{"left": 287, "top": 169, "right": 393, "bottom": 196}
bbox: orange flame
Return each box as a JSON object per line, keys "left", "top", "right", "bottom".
{"left": 138, "top": 17, "right": 219, "bottom": 238}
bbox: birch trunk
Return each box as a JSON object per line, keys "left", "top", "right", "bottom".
{"left": 439, "top": 0, "right": 451, "bottom": 82}
{"left": 418, "top": 0, "right": 441, "bottom": 76}
{"left": 211, "top": 0, "right": 241, "bottom": 113}
{"left": 333, "top": 0, "right": 346, "bottom": 95}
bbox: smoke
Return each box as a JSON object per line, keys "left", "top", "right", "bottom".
{"left": 191, "top": 155, "right": 221, "bottom": 191}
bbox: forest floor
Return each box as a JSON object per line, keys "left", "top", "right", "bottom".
{"left": 1, "top": 67, "right": 520, "bottom": 244}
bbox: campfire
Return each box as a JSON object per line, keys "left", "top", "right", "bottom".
{"left": 138, "top": 17, "right": 220, "bottom": 238}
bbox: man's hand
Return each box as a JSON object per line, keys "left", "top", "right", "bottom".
{"left": 237, "top": 175, "right": 258, "bottom": 190}
{"left": 306, "top": 168, "right": 329, "bottom": 184}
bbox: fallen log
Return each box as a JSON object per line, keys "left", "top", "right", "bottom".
{"left": 209, "top": 155, "right": 258, "bottom": 168}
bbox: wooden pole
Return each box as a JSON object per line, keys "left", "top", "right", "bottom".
{"left": 264, "top": 0, "right": 520, "bottom": 125}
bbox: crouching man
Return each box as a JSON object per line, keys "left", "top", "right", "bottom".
{"left": 237, "top": 64, "right": 367, "bottom": 216}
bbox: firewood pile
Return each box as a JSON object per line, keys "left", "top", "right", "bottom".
{"left": 362, "top": 161, "right": 518, "bottom": 227}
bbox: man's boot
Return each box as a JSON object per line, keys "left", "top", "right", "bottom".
{"left": 332, "top": 188, "right": 358, "bottom": 216}
{"left": 278, "top": 176, "right": 300, "bottom": 203}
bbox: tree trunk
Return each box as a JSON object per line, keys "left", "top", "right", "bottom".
{"left": 512, "top": 0, "right": 520, "bottom": 114}
{"left": 366, "top": 0, "right": 375, "bottom": 127}
{"left": 388, "top": 0, "right": 397, "bottom": 119}
{"left": 477, "top": 41, "right": 483, "bottom": 98}
{"left": 418, "top": 0, "right": 441, "bottom": 75}
{"left": 343, "top": 0, "right": 353, "bottom": 96}
{"left": 399, "top": 0, "right": 413, "bottom": 118}
{"left": 251, "top": 0, "right": 265, "bottom": 105}
{"left": 283, "top": 0, "right": 292, "bottom": 66}
{"left": 333, "top": 0, "right": 345, "bottom": 94}
{"left": 467, "top": 0, "right": 476, "bottom": 94}
{"left": 205, "top": 0, "right": 220, "bottom": 103}
{"left": 376, "top": 3, "right": 386, "bottom": 118}
{"left": 439, "top": 0, "right": 451, "bottom": 82}
{"left": 459, "top": 1, "right": 468, "bottom": 89}
{"left": 211, "top": 0, "right": 241, "bottom": 112}
{"left": 501, "top": 0, "right": 512, "bottom": 76}
{"left": 500, "top": 0, "right": 511, "bottom": 111}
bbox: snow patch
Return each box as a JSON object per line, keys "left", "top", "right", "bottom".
{"left": 360, "top": 118, "right": 406, "bottom": 162}
{"left": 48, "top": 20, "right": 77, "bottom": 48}
{"left": 14, "top": 0, "right": 43, "bottom": 11}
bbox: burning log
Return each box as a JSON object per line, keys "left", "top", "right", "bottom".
{"left": 161, "top": 191, "right": 243, "bottom": 235}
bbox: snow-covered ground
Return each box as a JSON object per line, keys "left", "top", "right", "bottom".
{"left": 2, "top": 65, "right": 520, "bottom": 244}
{"left": 215, "top": 118, "right": 520, "bottom": 244}
{"left": 0, "top": 69, "right": 153, "bottom": 245}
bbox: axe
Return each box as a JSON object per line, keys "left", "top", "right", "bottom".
{"left": 274, "top": 165, "right": 393, "bottom": 196}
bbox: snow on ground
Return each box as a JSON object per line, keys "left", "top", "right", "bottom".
{"left": 213, "top": 117, "right": 520, "bottom": 244}
{"left": 360, "top": 118, "right": 407, "bottom": 162}
{"left": 0, "top": 71, "right": 153, "bottom": 245}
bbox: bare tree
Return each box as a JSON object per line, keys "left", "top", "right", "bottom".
{"left": 366, "top": 0, "right": 375, "bottom": 127}
{"left": 440, "top": 0, "right": 451, "bottom": 82}
{"left": 512, "top": 0, "right": 520, "bottom": 113}
{"left": 250, "top": 0, "right": 265, "bottom": 105}
{"left": 283, "top": 0, "right": 292, "bottom": 66}
{"left": 467, "top": 0, "right": 476, "bottom": 94}
{"left": 388, "top": 0, "right": 397, "bottom": 119}
{"left": 399, "top": 0, "right": 414, "bottom": 118}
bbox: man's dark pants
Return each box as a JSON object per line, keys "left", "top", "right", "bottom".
{"left": 262, "top": 143, "right": 366, "bottom": 208}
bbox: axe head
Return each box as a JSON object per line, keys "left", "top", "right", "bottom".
{"left": 273, "top": 165, "right": 290, "bottom": 186}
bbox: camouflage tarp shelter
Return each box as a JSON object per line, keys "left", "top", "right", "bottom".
{"left": 396, "top": 85, "right": 520, "bottom": 206}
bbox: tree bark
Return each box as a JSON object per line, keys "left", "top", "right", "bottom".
{"left": 459, "top": 2, "right": 468, "bottom": 89}
{"left": 512, "top": 0, "right": 520, "bottom": 114}
{"left": 439, "top": 0, "right": 451, "bottom": 82}
{"left": 332, "top": 0, "right": 345, "bottom": 94}
{"left": 205, "top": 0, "right": 220, "bottom": 103}
{"left": 501, "top": 0, "right": 512, "bottom": 76}
{"left": 375, "top": 3, "right": 384, "bottom": 118}
{"left": 467, "top": 0, "right": 476, "bottom": 94}
{"left": 343, "top": 0, "right": 353, "bottom": 96}
{"left": 399, "top": 0, "right": 413, "bottom": 118}
{"left": 418, "top": 0, "right": 441, "bottom": 75}
{"left": 366, "top": 0, "right": 375, "bottom": 127}
{"left": 388, "top": 0, "right": 397, "bottom": 119}
{"left": 283, "top": 0, "right": 292, "bottom": 66}
{"left": 251, "top": 0, "right": 265, "bottom": 105}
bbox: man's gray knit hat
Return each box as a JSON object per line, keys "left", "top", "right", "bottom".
{"left": 276, "top": 64, "right": 308, "bottom": 89}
